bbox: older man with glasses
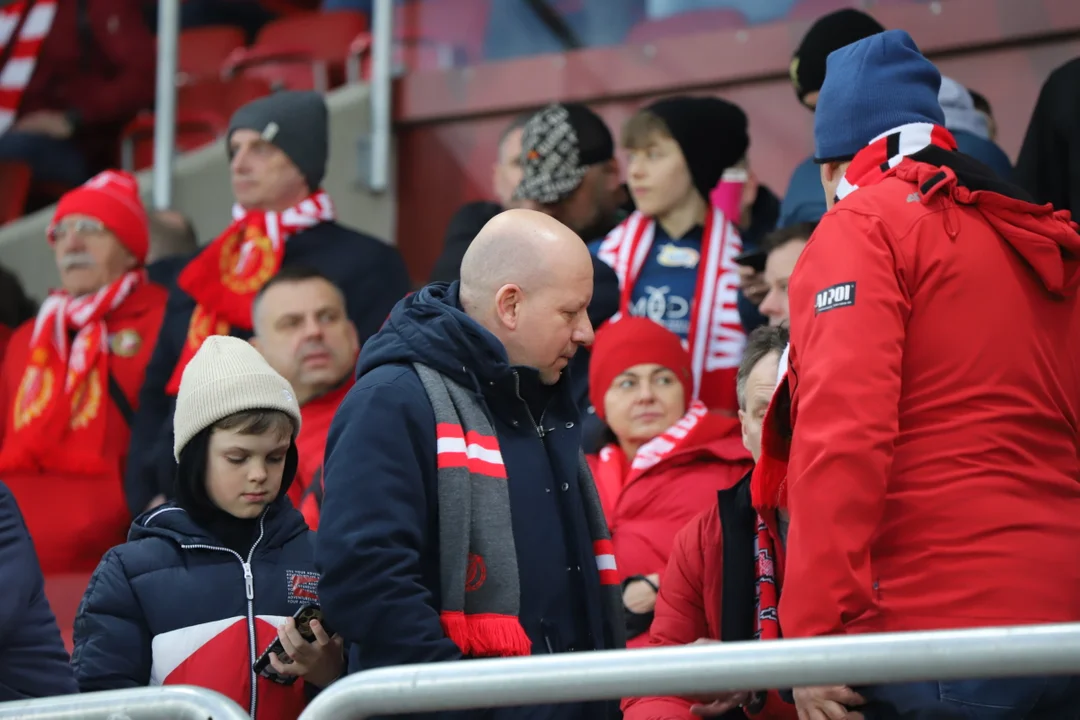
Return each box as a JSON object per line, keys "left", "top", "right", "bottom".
{"left": 0, "top": 170, "right": 166, "bottom": 575}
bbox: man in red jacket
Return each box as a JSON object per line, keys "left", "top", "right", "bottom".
{"left": 783, "top": 30, "right": 1080, "bottom": 718}
{"left": 0, "top": 170, "right": 166, "bottom": 575}
{"left": 250, "top": 266, "right": 358, "bottom": 529}
{"left": 0, "top": 0, "right": 155, "bottom": 186}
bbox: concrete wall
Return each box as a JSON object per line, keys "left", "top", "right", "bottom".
{"left": 0, "top": 82, "right": 396, "bottom": 302}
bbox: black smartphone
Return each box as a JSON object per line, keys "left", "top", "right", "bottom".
{"left": 253, "top": 604, "right": 334, "bottom": 685}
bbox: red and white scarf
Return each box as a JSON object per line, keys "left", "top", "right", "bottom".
{"left": 0, "top": 0, "right": 57, "bottom": 136}
{"left": 0, "top": 270, "right": 144, "bottom": 474}
{"left": 835, "top": 122, "right": 958, "bottom": 203}
{"left": 593, "top": 401, "right": 710, "bottom": 517}
{"left": 166, "top": 191, "right": 335, "bottom": 394}
{"left": 596, "top": 207, "right": 745, "bottom": 414}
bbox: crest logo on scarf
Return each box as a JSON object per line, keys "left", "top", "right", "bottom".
{"left": 69, "top": 368, "right": 103, "bottom": 430}
{"left": 185, "top": 305, "right": 230, "bottom": 354}
{"left": 13, "top": 348, "right": 55, "bottom": 431}
{"left": 218, "top": 226, "right": 277, "bottom": 295}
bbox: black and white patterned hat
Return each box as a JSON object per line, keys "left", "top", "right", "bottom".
{"left": 513, "top": 103, "right": 614, "bottom": 205}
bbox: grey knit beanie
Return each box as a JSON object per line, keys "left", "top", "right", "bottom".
{"left": 228, "top": 90, "right": 329, "bottom": 191}
{"left": 173, "top": 336, "right": 302, "bottom": 461}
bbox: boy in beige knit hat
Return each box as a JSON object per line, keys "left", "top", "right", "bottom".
{"left": 72, "top": 336, "right": 343, "bottom": 719}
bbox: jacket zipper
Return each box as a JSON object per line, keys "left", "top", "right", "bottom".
{"left": 180, "top": 513, "right": 267, "bottom": 718}
{"left": 513, "top": 371, "right": 548, "bottom": 438}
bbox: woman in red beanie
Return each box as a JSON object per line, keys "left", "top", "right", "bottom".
{"left": 587, "top": 317, "right": 751, "bottom": 648}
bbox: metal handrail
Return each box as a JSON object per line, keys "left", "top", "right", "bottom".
{"left": 151, "top": 0, "right": 180, "bottom": 210}
{"left": 0, "top": 685, "right": 250, "bottom": 719}
{"left": 299, "top": 622, "right": 1080, "bottom": 719}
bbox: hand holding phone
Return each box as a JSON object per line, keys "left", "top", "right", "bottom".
{"left": 253, "top": 604, "right": 343, "bottom": 688}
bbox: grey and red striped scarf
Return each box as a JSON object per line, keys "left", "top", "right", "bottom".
{"left": 413, "top": 362, "right": 625, "bottom": 657}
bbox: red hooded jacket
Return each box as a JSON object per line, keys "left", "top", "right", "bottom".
{"left": 781, "top": 153, "right": 1080, "bottom": 639}
{"left": 588, "top": 404, "right": 752, "bottom": 647}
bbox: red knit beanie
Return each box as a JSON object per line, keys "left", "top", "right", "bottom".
{"left": 51, "top": 170, "right": 149, "bottom": 264}
{"left": 588, "top": 317, "right": 693, "bottom": 422}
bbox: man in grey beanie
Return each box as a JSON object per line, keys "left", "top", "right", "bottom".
{"left": 124, "top": 90, "right": 411, "bottom": 519}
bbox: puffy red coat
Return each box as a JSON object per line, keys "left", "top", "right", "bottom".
{"left": 622, "top": 502, "right": 795, "bottom": 720}
{"left": 0, "top": 282, "right": 166, "bottom": 575}
{"left": 588, "top": 406, "right": 751, "bottom": 647}
{"left": 782, "top": 154, "right": 1080, "bottom": 639}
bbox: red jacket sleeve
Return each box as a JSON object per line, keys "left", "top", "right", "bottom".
{"left": 622, "top": 512, "right": 713, "bottom": 720}
{"left": 73, "top": 0, "right": 156, "bottom": 126}
{"left": 778, "top": 208, "right": 910, "bottom": 639}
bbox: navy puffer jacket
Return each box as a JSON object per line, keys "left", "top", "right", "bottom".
{"left": 72, "top": 500, "right": 320, "bottom": 720}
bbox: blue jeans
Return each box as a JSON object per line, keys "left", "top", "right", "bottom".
{"left": 860, "top": 677, "right": 1080, "bottom": 719}
{"left": 0, "top": 131, "right": 89, "bottom": 187}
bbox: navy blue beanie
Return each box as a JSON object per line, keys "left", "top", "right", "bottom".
{"left": 814, "top": 30, "right": 944, "bottom": 162}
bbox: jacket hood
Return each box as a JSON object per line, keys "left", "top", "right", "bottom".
{"left": 129, "top": 499, "right": 308, "bottom": 552}
{"left": 357, "top": 282, "right": 512, "bottom": 387}
{"left": 903, "top": 146, "right": 1080, "bottom": 298}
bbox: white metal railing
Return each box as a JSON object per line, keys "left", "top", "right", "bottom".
{"left": 299, "top": 622, "right": 1080, "bottom": 719}
{"left": 151, "top": 0, "right": 180, "bottom": 210}
{"left": 0, "top": 685, "right": 249, "bottom": 719}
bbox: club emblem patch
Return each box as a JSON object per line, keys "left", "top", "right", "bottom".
{"left": 814, "top": 282, "right": 856, "bottom": 315}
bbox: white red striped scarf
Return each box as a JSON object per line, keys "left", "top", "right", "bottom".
{"left": 0, "top": 0, "right": 57, "bottom": 136}
{"left": 835, "top": 122, "right": 958, "bottom": 202}
{"left": 0, "top": 270, "right": 145, "bottom": 474}
{"left": 596, "top": 207, "right": 745, "bottom": 413}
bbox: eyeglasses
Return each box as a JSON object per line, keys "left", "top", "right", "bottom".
{"left": 49, "top": 218, "right": 105, "bottom": 243}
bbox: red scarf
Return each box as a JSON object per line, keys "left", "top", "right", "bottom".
{"left": 596, "top": 208, "right": 744, "bottom": 413}
{"left": 165, "top": 191, "right": 335, "bottom": 394}
{"left": 0, "top": 0, "right": 57, "bottom": 136}
{"left": 835, "top": 122, "right": 958, "bottom": 203}
{"left": 753, "top": 514, "right": 781, "bottom": 641}
{"left": 0, "top": 271, "right": 144, "bottom": 474}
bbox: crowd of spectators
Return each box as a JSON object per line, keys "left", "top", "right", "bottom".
{"left": 1, "top": 3, "right": 1079, "bottom": 720}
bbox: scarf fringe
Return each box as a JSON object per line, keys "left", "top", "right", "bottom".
{"left": 440, "top": 611, "right": 532, "bottom": 658}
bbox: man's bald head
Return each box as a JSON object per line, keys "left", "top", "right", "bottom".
{"left": 459, "top": 209, "right": 595, "bottom": 384}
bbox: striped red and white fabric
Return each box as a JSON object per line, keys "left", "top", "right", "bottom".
{"left": 0, "top": 0, "right": 57, "bottom": 136}
{"left": 593, "top": 539, "right": 619, "bottom": 585}
{"left": 435, "top": 422, "right": 507, "bottom": 478}
{"left": 596, "top": 206, "right": 745, "bottom": 414}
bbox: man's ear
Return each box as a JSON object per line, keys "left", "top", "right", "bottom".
{"left": 601, "top": 158, "right": 621, "bottom": 191}
{"left": 493, "top": 284, "right": 523, "bottom": 330}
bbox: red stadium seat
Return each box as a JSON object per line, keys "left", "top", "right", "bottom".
{"left": 120, "top": 76, "right": 273, "bottom": 171}
{"left": 626, "top": 8, "right": 748, "bottom": 45}
{"left": 0, "top": 162, "right": 31, "bottom": 225}
{"left": 178, "top": 26, "right": 247, "bottom": 83}
{"left": 222, "top": 10, "right": 368, "bottom": 92}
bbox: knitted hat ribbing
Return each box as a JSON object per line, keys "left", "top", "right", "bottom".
{"left": 173, "top": 336, "right": 302, "bottom": 460}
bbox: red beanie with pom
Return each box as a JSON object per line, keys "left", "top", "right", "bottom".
{"left": 588, "top": 317, "right": 692, "bottom": 422}
{"left": 51, "top": 170, "right": 149, "bottom": 264}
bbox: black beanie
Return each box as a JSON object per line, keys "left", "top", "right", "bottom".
{"left": 228, "top": 90, "right": 329, "bottom": 192}
{"left": 174, "top": 426, "right": 299, "bottom": 526}
{"left": 646, "top": 96, "right": 749, "bottom": 202}
{"left": 791, "top": 9, "right": 886, "bottom": 107}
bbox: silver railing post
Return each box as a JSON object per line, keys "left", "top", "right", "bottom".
{"left": 300, "top": 622, "right": 1080, "bottom": 719}
{"left": 151, "top": 0, "right": 180, "bottom": 210}
{"left": 0, "top": 685, "right": 249, "bottom": 719}
{"left": 366, "top": 0, "right": 393, "bottom": 192}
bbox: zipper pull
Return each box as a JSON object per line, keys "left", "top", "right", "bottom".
{"left": 243, "top": 562, "right": 254, "bottom": 600}
{"left": 536, "top": 424, "right": 546, "bottom": 438}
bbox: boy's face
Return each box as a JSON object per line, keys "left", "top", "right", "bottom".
{"left": 626, "top": 133, "right": 697, "bottom": 220}
{"left": 206, "top": 427, "right": 290, "bottom": 519}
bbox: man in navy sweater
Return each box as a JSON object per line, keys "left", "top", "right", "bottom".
{"left": 0, "top": 482, "right": 78, "bottom": 701}
{"left": 125, "top": 91, "right": 411, "bottom": 516}
{"left": 317, "top": 209, "right": 623, "bottom": 720}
